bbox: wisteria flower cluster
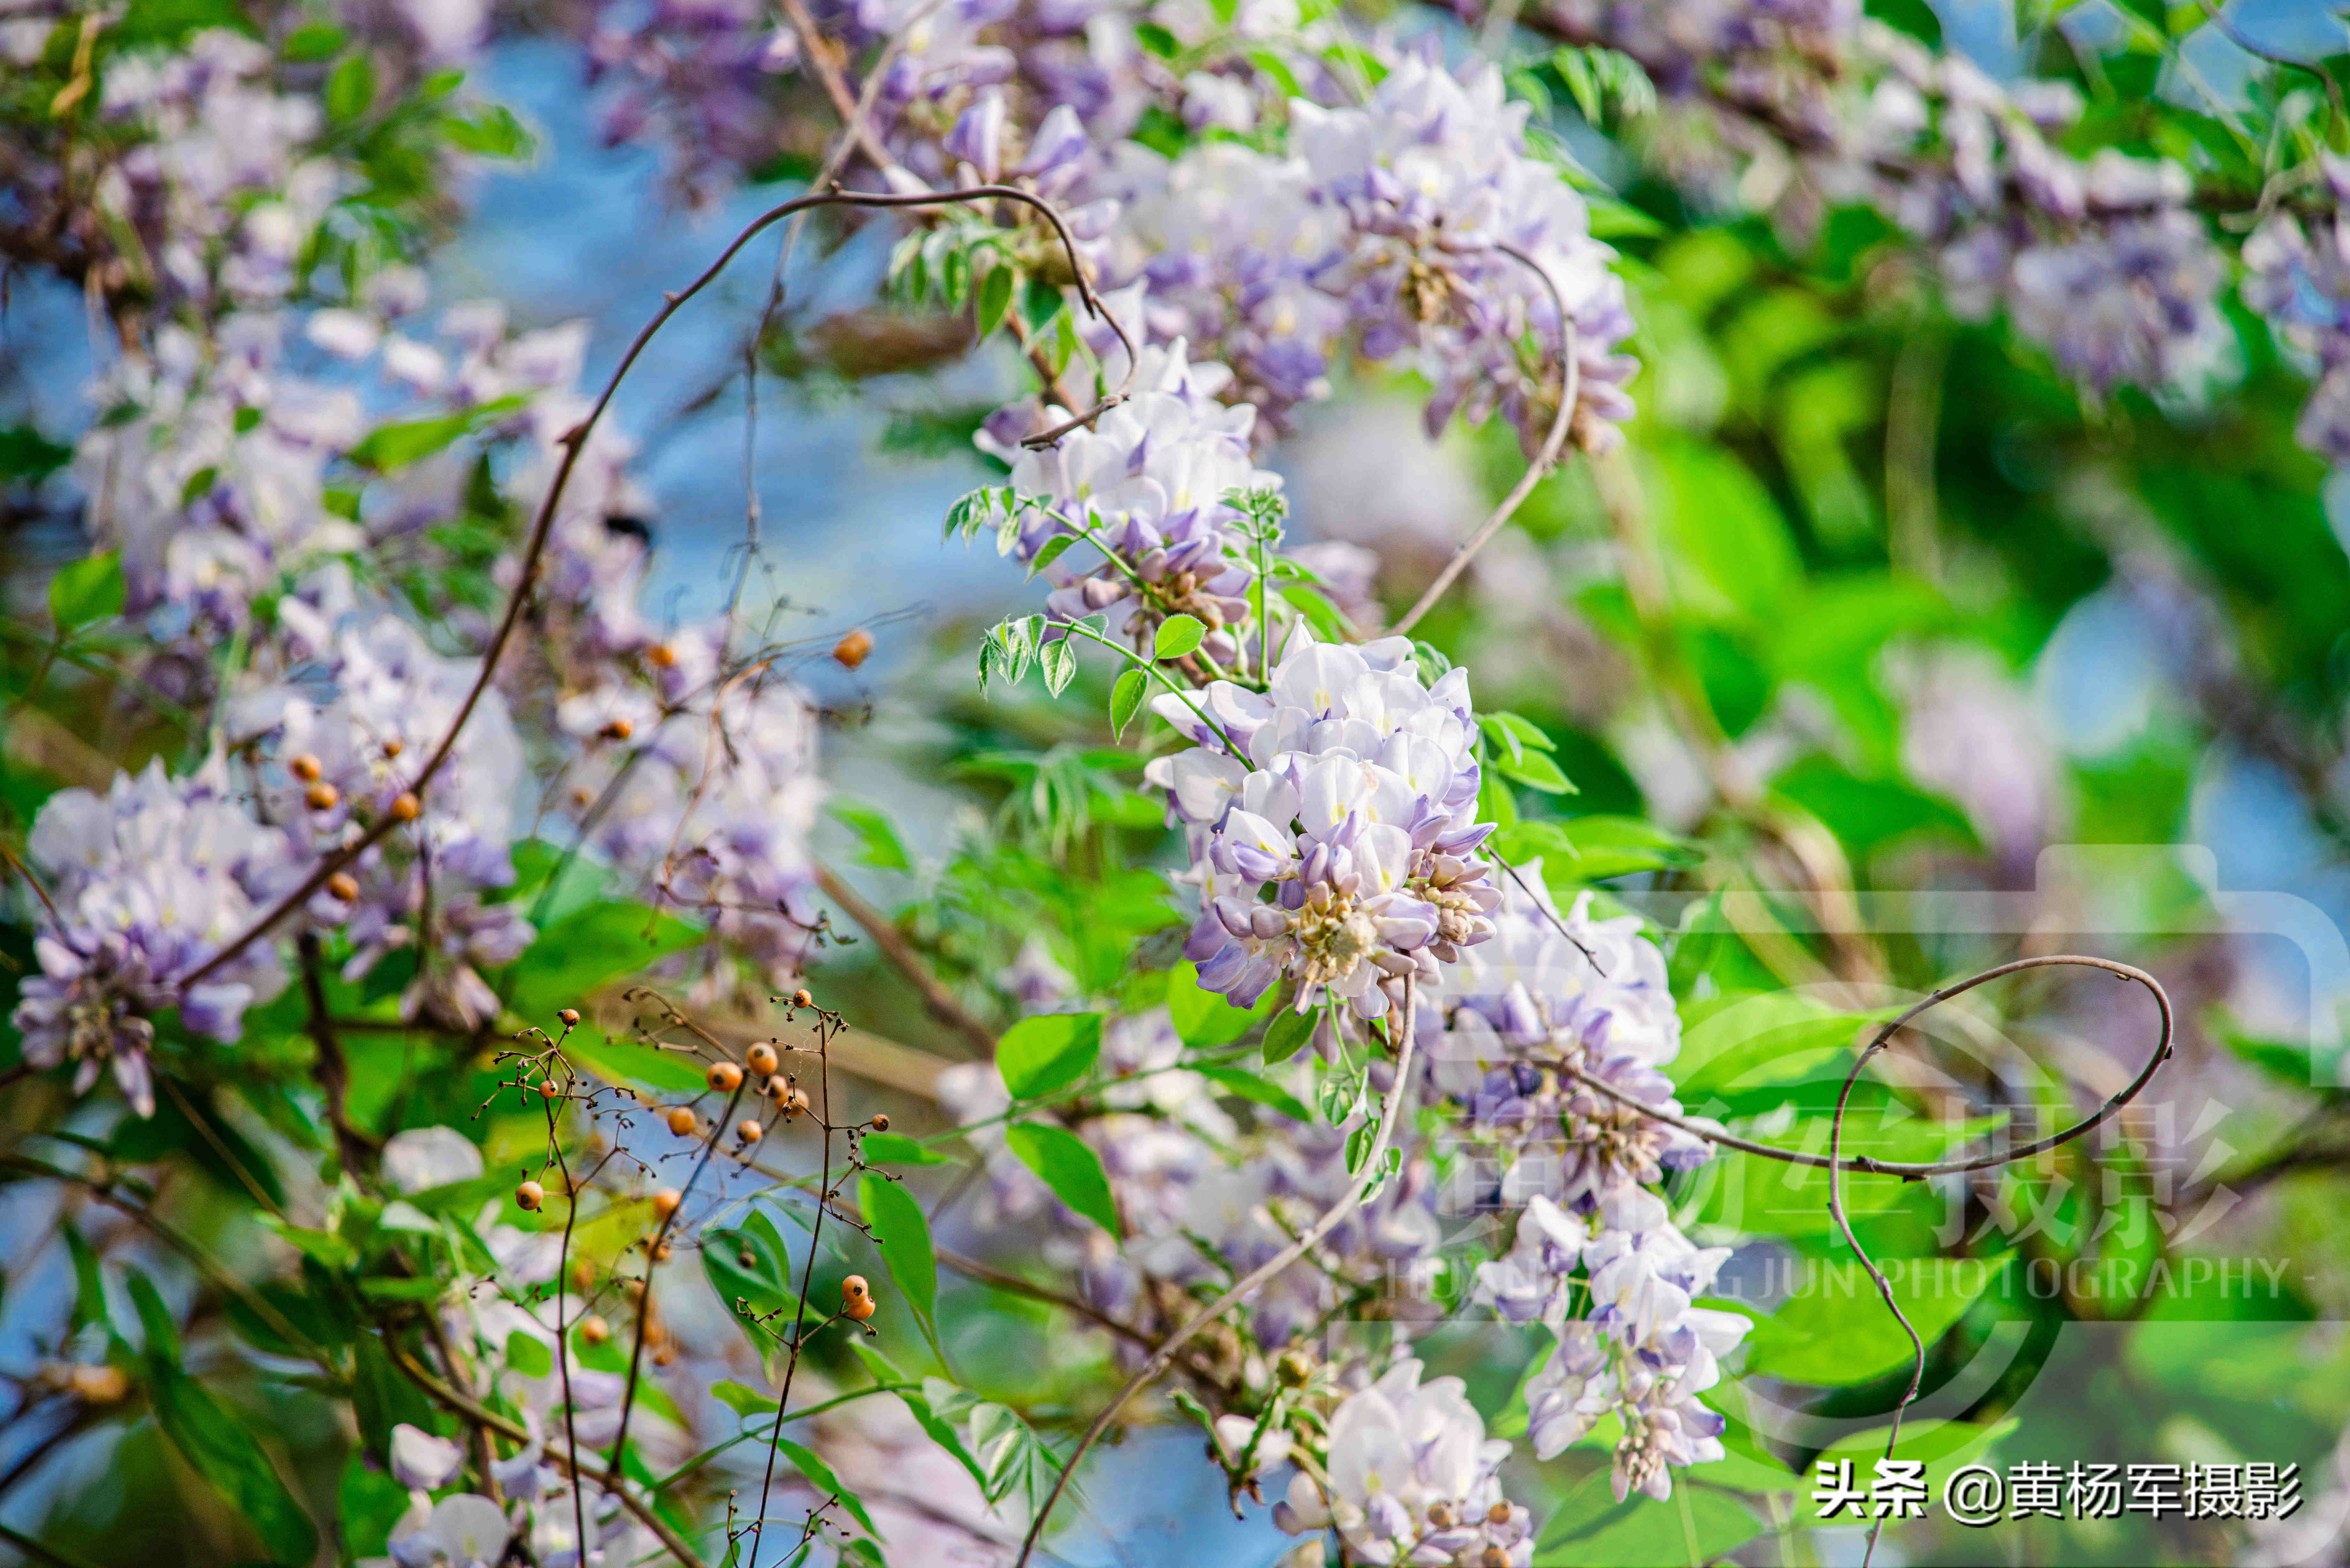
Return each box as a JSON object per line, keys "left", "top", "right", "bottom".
{"left": 12, "top": 759, "right": 288, "bottom": 1118}
{"left": 1143, "top": 630, "right": 1500, "bottom": 1019}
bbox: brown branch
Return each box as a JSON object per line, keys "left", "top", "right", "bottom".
{"left": 173, "top": 183, "right": 1133, "bottom": 997}
{"left": 298, "top": 931, "right": 377, "bottom": 1176}
{"left": 814, "top": 862, "right": 998, "bottom": 1058}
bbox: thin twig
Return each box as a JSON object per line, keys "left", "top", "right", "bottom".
{"left": 1391, "top": 244, "right": 1582, "bottom": 637}
{"left": 1011, "top": 979, "right": 1422, "bottom": 1568}
{"left": 815, "top": 862, "right": 998, "bottom": 1057}
{"left": 174, "top": 183, "right": 1133, "bottom": 997}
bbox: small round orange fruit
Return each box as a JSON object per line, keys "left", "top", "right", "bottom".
{"left": 389, "top": 792, "right": 421, "bottom": 821}
{"left": 647, "top": 643, "right": 676, "bottom": 668}
{"left": 870, "top": 1113, "right": 890, "bottom": 1132}
{"left": 600, "top": 718, "right": 633, "bottom": 741}
{"left": 737, "top": 1119, "right": 763, "bottom": 1143}
{"left": 304, "top": 781, "right": 340, "bottom": 810}
{"left": 289, "top": 753, "right": 322, "bottom": 782}
{"left": 746, "top": 1042, "right": 778, "bottom": 1077}
{"left": 516, "top": 1180, "right": 544, "bottom": 1211}
{"left": 841, "top": 1274, "right": 875, "bottom": 1322}
{"left": 666, "top": 1106, "right": 698, "bottom": 1137}
{"left": 580, "top": 1315, "right": 610, "bottom": 1345}
{"left": 326, "top": 871, "right": 360, "bottom": 902}
{"left": 791, "top": 988, "right": 814, "bottom": 1008}
{"left": 651, "top": 1188, "right": 682, "bottom": 1217}
{"left": 833, "top": 628, "right": 873, "bottom": 669}
{"left": 382, "top": 737, "right": 404, "bottom": 758}
{"left": 707, "top": 1061, "right": 744, "bottom": 1093}
{"left": 539, "top": 1081, "right": 559, "bottom": 1100}
{"left": 558, "top": 1007, "right": 581, "bottom": 1027}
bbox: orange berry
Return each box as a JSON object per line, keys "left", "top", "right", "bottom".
{"left": 737, "top": 1119, "right": 763, "bottom": 1143}
{"left": 326, "top": 871, "right": 360, "bottom": 902}
{"left": 305, "top": 781, "right": 340, "bottom": 810}
{"left": 647, "top": 644, "right": 676, "bottom": 668}
{"left": 516, "top": 1180, "right": 544, "bottom": 1211}
{"left": 652, "top": 1241, "right": 672, "bottom": 1262}
{"left": 382, "top": 737, "right": 404, "bottom": 758}
{"left": 841, "top": 1274, "right": 875, "bottom": 1321}
{"left": 558, "top": 1007, "right": 581, "bottom": 1027}
{"left": 870, "top": 1113, "right": 890, "bottom": 1132}
{"left": 707, "top": 1061, "right": 743, "bottom": 1093}
{"left": 539, "top": 1081, "right": 559, "bottom": 1100}
{"left": 746, "top": 1042, "right": 778, "bottom": 1077}
{"left": 652, "top": 1188, "right": 682, "bottom": 1217}
{"left": 791, "top": 988, "right": 813, "bottom": 1008}
{"left": 600, "top": 718, "right": 633, "bottom": 741}
{"left": 833, "top": 628, "right": 873, "bottom": 669}
{"left": 580, "top": 1315, "right": 610, "bottom": 1345}
{"left": 69, "top": 1364, "right": 127, "bottom": 1404}
{"left": 666, "top": 1106, "right": 698, "bottom": 1137}
{"left": 389, "top": 792, "right": 421, "bottom": 821}
{"left": 289, "top": 753, "right": 322, "bottom": 782}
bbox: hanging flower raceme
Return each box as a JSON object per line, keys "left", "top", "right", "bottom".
{"left": 979, "top": 327, "right": 1277, "bottom": 664}
{"left": 1495, "top": 1189, "right": 1751, "bottom": 1503}
{"left": 1273, "top": 1358, "right": 1534, "bottom": 1566}
{"left": 1429, "top": 865, "right": 1711, "bottom": 1212}
{"left": 11, "top": 758, "right": 290, "bottom": 1117}
{"left": 1290, "top": 54, "right": 1639, "bottom": 456}
{"left": 1142, "top": 631, "right": 1500, "bottom": 1019}
{"left": 2243, "top": 157, "right": 2350, "bottom": 464}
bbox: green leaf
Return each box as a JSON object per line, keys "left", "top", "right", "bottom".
{"left": 1196, "top": 1065, "right": 1311, "bottom": 1123}
{"left": 126, "top": 1271, "right": 180, "bottom": 1362}
{"left": 325, "top": 51, "right": 376, "bottom": 121}
{"left": 1040, "top": 636, "right": 1078, "bottom": 697}
{"left": 1278, "top": 582, "right": 1349, "bottom": 641}
{"left": 861, "top": 1132, "right": 949, "bottom": 1167}
{"left": 974, "top": 263, "right": 1016, "bottom": 340}
{"left": 501, "top": 901, "right": 703, "bottom": 1033}
{"left": 711, "top": 1380, "right": 779, "bottom": 1417}
{"left": 62, "top": 1225, "right": 111, "bottom": 1335}
{"left": 858, "top": 1172, "right": 940, "bottom": 1352}
{"left": 282, "top": 23, "right": 347, "bottom": 60}
{"left": 995, "top": 1012, "right": 1103, "bottom": 1101}
{"left": 1153, "top": 614, "right": 1207, "bottom": 661}
{"left": 441, "top": 104, "right": 533, "bottom": 159}
{"left": 1535, "top": 1472, "right": 1758, "bottom": 1565}
{"left": 1109, "top": 667, "right": 1148, "bottom": 738}
{"left": 776, "top": 1438, "right": 879, "bottom": 1535}
{"left": 138, "top": 1285, "right": 321, "bottom": 1567}
{"left": 1027, "top": 532, "right": 1077, "bottom": 579}
{"left": 1262, "top": 1007, "right": 1316, "bottom": 1066}
{"left": 1743, "top": 1256, "right": 2012, "bottom": 1386}
{"left": 48, "top": 552, "right": 125, "bottom": 631}
{"left": 346, "top": 395, "right": 525, "bottom": 472}
{"left": 1166, "top": 961, "right": 1274, "bottom": 1048}
{"left": 1495, "top": 817, "right": 1699, "bottom": 882}
{"left": 505, "top": 1330, "right": 553, "bottom": 1379}
{"left": 1495, "top": 748, "right": 1576, "bottom": 794}
{"left": 829, "top": 800, "right": 912, "bottom": 872}
{"left": 1004, "top": 1122, "right": 1120, "bottom": 1234}
{"left": 0, "top": 425, "right": 73, "bottom": 482}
